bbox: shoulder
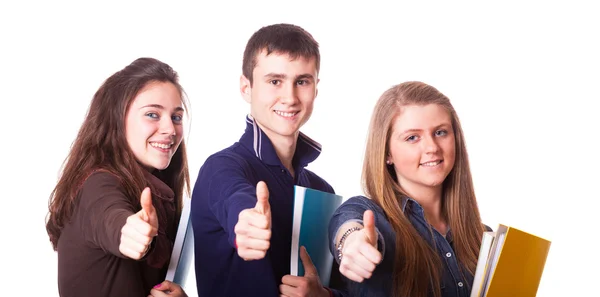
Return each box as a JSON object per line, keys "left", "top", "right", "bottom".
{"left": 341, "top": 195, "right": 384, "bottom": 214}
{"left": 78, "top": 170, "right": 131, "bottom": 209}
{"left": 81, "top": 171, "right": 123, "bottom": 192}
{"left": 201, "top": 146, "right": 255, "bottom": 171}
{"left": 193, "top": 148, "right": 259, "bottom": 193}
{"left": 300, "top": 168, "right": 335, "bottom": 194}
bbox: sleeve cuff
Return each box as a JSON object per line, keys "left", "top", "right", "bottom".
{"left": 333, "top": 219, "right": 386, "bottom": 264}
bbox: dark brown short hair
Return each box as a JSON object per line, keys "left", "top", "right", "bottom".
{"left": 242, "top": 23, "right": 320, "bottom": 84}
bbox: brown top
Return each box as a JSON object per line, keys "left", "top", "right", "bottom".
{"left": 57, "top": 170, "right": 178, "bottom": 297}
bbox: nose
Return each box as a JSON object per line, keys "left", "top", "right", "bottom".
{"left": 160, "top": 116, "right": 176, "bottom": 136}
{"left": 278, "top": 81, "right": 299, "bottom": 105}
{"left": 422, "top": 135, "right": 440, "bottom": 154}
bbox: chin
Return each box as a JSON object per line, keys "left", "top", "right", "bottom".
{"left": 152, "top": 162, "right": 171, "bottom": 171}
{"left": 274, "top": 128, "right": 299, "bottom": 137}
{"left": 423, "top": 178, "right": 445, "bottom": 187}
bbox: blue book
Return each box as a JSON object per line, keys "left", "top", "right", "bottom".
{"left": 166, "top": 198, "right": 195, "bottom": 289}
{"left": 290, "top": 186, "right": 343, "bottom": 286}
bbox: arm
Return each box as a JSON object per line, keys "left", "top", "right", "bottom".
{"left": 78, "top": 172, "right": 138, "bottom": 258}
{"left": 328, "top": 197, "right": 385, "bottom": 283}
{"left": 192, "top": 154, "right": 270, "bottom": 257}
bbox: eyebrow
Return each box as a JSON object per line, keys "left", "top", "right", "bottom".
{"left": 264, "top": 73, "right": 315, "bottom": 81}
{"left": 399, "top": 123, "right": 452, "bottom": 135}
{"left": 140, "top": 104, "right": 184, "bottom": 112}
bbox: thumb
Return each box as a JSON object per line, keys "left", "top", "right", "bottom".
{"left": 363, "top": 210, "right": 377, "bottom": 246}
{"left": 139, "top": 187, "right": 155, "bottom": 221}
{"left": 299, "top": 246, "right": 318, "bottom": 277}
{"left": 254, "top": 181, "right": 270, "bottom": 215}
{"left": 152, "top": 280, "right": 176, "bottom": 292}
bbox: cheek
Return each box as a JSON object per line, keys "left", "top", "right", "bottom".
{"left": 126, "top": 119, "right": 154, "bottom": 149}
{"left": 124, "top": 117, "right": 139, "bottom": 149}
{"left": 390, "top": 143, "right": 419, "bottom": 171}
{"left": 252, "top": 86, "right": 275, "bottom": 104}
{"left": 443, "top": 137, "right": 456, "bottom": 163}
{"left": 175, "top": 126, "right": 184, "bottom": 143}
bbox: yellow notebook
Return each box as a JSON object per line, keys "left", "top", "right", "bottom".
{"left": 471, "top": 224, "right": 551, "bottom": 297}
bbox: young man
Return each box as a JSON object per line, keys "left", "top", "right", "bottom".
{"left": 191, "top": 24, "right": 346, "bottom": 297}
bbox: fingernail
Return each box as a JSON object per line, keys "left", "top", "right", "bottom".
{"left": 153, "top": 284, "right": 161, "bottom": 288}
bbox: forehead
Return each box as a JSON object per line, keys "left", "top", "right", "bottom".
{"left": 392, "top": 104, "right": 451, "bottom": 131}
{"left": 130, "top": 81, "right": 182, "bottom": 108}
{"left": 253, "top": 51, "right": 318, "bottom": 76}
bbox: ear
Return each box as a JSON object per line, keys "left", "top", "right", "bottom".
{"left": 315, "top": 78, "right": 320, "bottom": 98}
{"left": 386, "top": 155, "right": 393, "bottom": 165}
{"left": 240, "top": 75, "right": 252, "bottom": 103}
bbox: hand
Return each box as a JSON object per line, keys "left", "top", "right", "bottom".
{"left": 148, "top": 280, "right": 188, "bottom": 297}
{"left": 338, "top": 210, "right": 382, "bottom": 283}
{"left": 234, "top": 181, "right": 272, "bottom": 260}
{"left": 119, "top": 187, "right": 158, "bottom": 260}
{"left": 280, "top": 246, "right": 329, "bottom": 297}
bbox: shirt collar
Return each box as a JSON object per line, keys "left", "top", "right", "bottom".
{"left": 401, "top": 196, "right": 453, "bottom": 242}
{"left": 143, "top": 170, "right": 174, "bottom": 202}
{"left": 240, "top": 114, "right": 322, "bottom": 168}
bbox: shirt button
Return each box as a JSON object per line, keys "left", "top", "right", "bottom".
{"left": 446, "top": 252, "right": 452, "bottom": 258}
{"left": 458, "top": 282, "right": 464, "bottom": 287}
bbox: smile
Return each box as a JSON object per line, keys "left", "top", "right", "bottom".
{"left": 150, "top": 142, "right": 173, "bottom": 149}
{"left": 420, "top": 160, "right": 443, "bottom": 167}
{"left": 274, "top": 110, "right": 299, "bottom": 118}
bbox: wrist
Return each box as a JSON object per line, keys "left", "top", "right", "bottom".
{"left": 336, "top": 226, "right": 362, "bottom": 262}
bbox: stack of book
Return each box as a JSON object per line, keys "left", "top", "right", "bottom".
{"left": 470, "top": 224, "right": 551, "bottom": 297}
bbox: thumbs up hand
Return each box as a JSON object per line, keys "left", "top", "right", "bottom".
{"left": 338, "top": 210, "right": 382, "bottom": 283}
{"left": 234, "top": 181, "right": 272, "bottom": 260}
{"left": 280, "top": 246, "right": 329, "bottom": 297}
{"left": 120, "top": 187, "right": 159, "bottom": 260}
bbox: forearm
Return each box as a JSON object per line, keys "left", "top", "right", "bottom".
{"left": 334, "top": 221, "right": 364, "bottom": 248}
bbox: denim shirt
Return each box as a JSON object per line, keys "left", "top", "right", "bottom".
{"left": 329, "top": 196, "right": 483, "bottom": 297}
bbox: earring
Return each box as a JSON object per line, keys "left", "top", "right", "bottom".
{"left": 386, "top": 160, "right": 392, "bottom": 165}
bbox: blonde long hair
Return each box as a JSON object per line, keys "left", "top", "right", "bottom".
{"left": 362, "top": 81, "right": 485, "bottom": 297}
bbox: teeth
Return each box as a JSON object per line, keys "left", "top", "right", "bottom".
{"left": 274, "top": 110, "right": 297, "bottom": 117}
{"left": 421, "top": 161, "right": 441, "bottom": 167}
{"left": 150, "top": 142, "right": 172, "bottom": 149}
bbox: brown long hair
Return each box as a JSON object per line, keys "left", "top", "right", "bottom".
{"left": 362, "top": 81, "right": 485, "bottom": 297}
{"left": 46, "top": 57, "right": 191, "bottom": 250}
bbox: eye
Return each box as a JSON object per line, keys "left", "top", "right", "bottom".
{"left": 145, "top": 112, "right": 159, "bottom": 119}
{"left": 435, "top": 129, "right": 448, "bottom": 137}
{"left": 172, "top": 114, "right": 183, "bottom": 123}
{"left": 405, "top": 135, "right": 419, "bottom": 142}
{"left": 296, "top": 79, "right": 310, "bottom": 86}
{"left": 270, "top": 80, "right": 281, "bottom": 86}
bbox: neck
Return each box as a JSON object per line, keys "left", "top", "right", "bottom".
{"left": 257, "top": 123, "right": 298, "bottom": 177}
{"left": 403, "top": 184, "right": 446, "bottom": 233}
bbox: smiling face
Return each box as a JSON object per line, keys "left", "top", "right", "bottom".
{"left": 240, "top": 50, "right": 319, "bottom": 143}
{"left": 387, "top": 104, "right": 456, "bottom": 194}
{"left": 125, "top": 81, "right": 184, "bottom": 171}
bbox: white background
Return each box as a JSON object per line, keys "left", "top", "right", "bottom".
{"left": 1, "top": 1, "right": 598, "bottom": 296}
